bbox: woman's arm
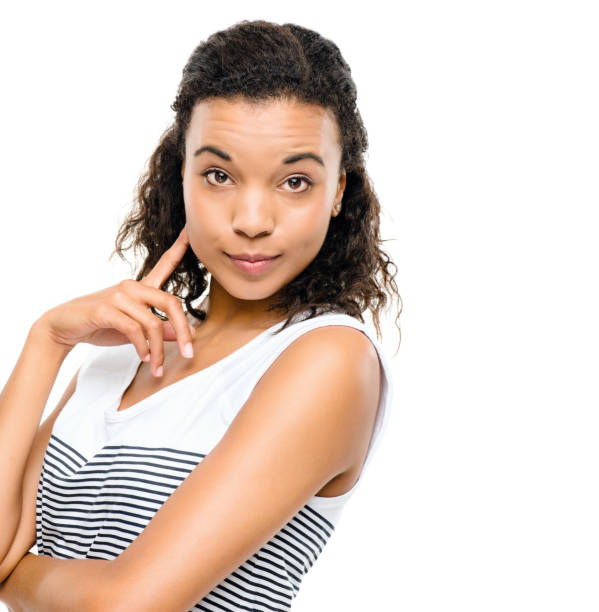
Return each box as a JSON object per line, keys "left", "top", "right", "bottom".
{"left": 0, "top": 319, "right": 73, "bottom": 563}
{"left": 0, "top": 552, "right": 111, "bottom": 612}
{"left": 97, "top": 326, "right": 379, "bottom": 611}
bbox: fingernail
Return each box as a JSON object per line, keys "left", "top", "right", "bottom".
{"left": 183, "top": 342, "right": 194, "bottom": 358}
{"left": 155, "top": 365, "right": 163, "bottom": 377}
{"left": 143, "top": 353, "right": 150, "bottom": 362}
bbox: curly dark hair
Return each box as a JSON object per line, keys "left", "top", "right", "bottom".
{"left": 111, "top": 19, "right": 402, "bottom": 352}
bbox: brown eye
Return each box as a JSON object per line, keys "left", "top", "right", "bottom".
{"left": 282, "top": 175, "right": 313, "bottom": 193}
{"left": 202, "top": 169, "right": 231, "bottom": 185}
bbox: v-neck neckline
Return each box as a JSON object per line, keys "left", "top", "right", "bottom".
{"left": 104, "top": 318, "right": 288, "bottom": 422}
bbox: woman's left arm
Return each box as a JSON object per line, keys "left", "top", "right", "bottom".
{"left": 0, "top": 552, "right": 111, "bottom": 611}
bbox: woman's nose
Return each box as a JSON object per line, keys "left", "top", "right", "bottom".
{"left": 231, "top": 194, "right": 275, "bottom": 238}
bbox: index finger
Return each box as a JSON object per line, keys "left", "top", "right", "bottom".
{"left": 141, "top": 226, "right": 190, "bottom": 289}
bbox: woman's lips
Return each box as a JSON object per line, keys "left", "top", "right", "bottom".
{"left": 226, "top": 254, "right": 281, "bottom": 275}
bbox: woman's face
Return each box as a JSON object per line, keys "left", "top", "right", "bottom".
{"left": 181, "top": 96, "right": 346, "bottom": 313}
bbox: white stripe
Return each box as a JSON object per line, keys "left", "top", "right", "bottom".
{"left": 37, "top": 436, "right": 336, "bottom": 612}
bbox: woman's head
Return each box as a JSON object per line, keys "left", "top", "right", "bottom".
{"left": 113, "top": 19, "right": 401, "bottom": 345}
{"left": 181, "top": 96, "right": 346, "bottom": 315}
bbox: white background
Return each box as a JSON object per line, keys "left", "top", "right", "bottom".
{"left": 1, "top": 1, "right": 597, "bottom": 610}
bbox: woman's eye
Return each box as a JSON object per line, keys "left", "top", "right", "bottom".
{"left": 202, "top": 169, "right": 231, "bottom": 186}
{"left": 282, "top": 176, "right": 313, "bottom": 193}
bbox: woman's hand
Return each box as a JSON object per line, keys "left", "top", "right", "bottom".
{"left": 36, "top": 226, "right": 196, "bottom": 377}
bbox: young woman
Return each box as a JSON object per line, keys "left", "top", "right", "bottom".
{"left": 0, "top": 19, "right": 401, "bottom": 611}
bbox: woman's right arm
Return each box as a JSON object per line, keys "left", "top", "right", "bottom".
{"left": 0, "top": 317, "right": 74, "bottom": 565}
{"left": 0, "top": 226, "right": 195, "bottom": 570}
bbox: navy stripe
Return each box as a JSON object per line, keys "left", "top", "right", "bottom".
{"left": 36, "top": 436, "right": 336, "bottom": 611}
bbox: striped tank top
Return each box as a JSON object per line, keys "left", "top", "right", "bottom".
{"left": 35, "top": 310, "right": 395, "bottom": 611}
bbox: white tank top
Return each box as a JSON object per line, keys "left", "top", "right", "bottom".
{"left": 36, "top": 310, "right": 395, "bottom": 611}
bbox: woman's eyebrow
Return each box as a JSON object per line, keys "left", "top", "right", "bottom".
{"left": 193, "top": 145, "right": 325, "bottom": 167}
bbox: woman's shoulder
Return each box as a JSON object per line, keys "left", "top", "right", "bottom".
{"left": 257, "top": 311, "right": 386, "bottom": 397}
{"left": 271, "top": 310, "right": 395, "bottom": 423}
{"left": 290, "top": 318, "right": 375, "bottom": 358}
{"left": 271, "top": 310, "right": 382, "bottom": 361}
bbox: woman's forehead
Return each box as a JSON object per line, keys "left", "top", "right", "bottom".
{"left": 187, "top": 97, "right": 340, "bottom": 151}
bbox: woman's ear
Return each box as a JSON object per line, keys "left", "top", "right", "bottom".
{"left": 331, "top": 171, "right": 346, "bottom": 217}
{"left": 337, "top": 170, "right": 346, "bottom": 199}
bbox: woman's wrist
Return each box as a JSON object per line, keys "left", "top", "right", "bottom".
{"left": 28, "top": 315, "right": 74, "bottom": 361}
{"left": 0, "top": 552, "right": 33, "bottom": 611}
{"left": 0, "top": 552, "right": 111, "bottom": 611}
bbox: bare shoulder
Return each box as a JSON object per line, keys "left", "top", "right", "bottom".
{"left": 268, "top": 323, "right": 381, "bottom": 388}
{"left": 265, "top": 322, "right": 381, "bottom": 391}
{"left": 272, "top": 325, "right": 380, "bottom": 394}
{"left": 293, "top": 323, "right": 378, "bottom": 353}
{"left": 248, "top": 323, "right": 383, "bottom": 475}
